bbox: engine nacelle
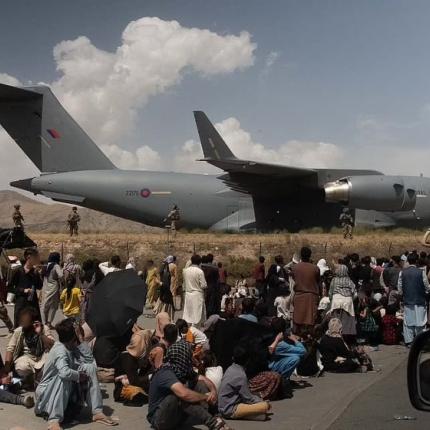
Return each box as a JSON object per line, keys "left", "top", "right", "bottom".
{"left": 324, "top": 175, "right": 416, "bottom": 212}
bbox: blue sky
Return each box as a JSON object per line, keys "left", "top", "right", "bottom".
{"left": 1, "top": 0, "right": 430, "bottom": 185}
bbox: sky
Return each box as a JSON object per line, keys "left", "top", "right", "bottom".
{"left": 2, "top": 0, "right": 430, "bottom": 189}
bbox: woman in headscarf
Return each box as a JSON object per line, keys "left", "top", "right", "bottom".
{"left": 327, "top": 264, "right": 357, "bottom": 342}
{"left": 116, "top": 326, "right": 155, "bottom": 398}
{"left": 318, "top": 318, "right": 360, "bottom": 373}
{"left": 63, "top": 254, "right": 81, "bottom": 286}
{"left": 145, "top": 260, "right": 160, "bottom": 309}
{"left": 42, "top": 252, "right": 63, "bottom": 329}
{"left": 153, "top": 257, "right": 175, "bottom": 320}
{"left": 80, "top": 259, "right": 104, "bottom": 323}
{"left": 150, "top": 312, "right": 172, "bottom": 369}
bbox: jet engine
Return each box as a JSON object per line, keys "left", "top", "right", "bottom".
{"left": 324, "top": 175, "right": 417, "bottom": 212}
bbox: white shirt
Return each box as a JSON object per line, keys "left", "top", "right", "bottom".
{"left": 182, "top": 265, "right": 207, "bottom": 294}
{"left": 99, "top": 262, "right": 122, "bottom": 276}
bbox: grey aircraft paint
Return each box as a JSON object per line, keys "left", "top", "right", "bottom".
{"left": 0, "top": 83, "right": 429, "bottom": 232}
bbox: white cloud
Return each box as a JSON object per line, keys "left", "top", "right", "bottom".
{"left": 51, "top": 17, "right": 256, "bottom": 150}
{"left": 0, "top": 73, "right": 21, "bottom": 86}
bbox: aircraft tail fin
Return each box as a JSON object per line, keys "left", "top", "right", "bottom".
{"left": 0, "top": 83, "right": 115, "bottom": 172}
{"left": 193, "top": 111, "right": 237, "bottom": 160}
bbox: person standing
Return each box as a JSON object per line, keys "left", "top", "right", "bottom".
{"left": 12, "top": 204, "right": 24, "bottom": 229}
{"left": 398, "top": 253, "right": 430, "bottom": 346}
{"left": 339, "top": 208, "right": 354, "bottom": 239}
{"left": 67, "top": 207, "right": 81, "bottom": 236}
{"left": 202, "top": 254, "right": 220, "bottom": 317}
{"left": 10, "top": 248, "right": 43, "bottom": 328}
{"left": 292, "top": 247, "right": 320, "bottom": 335}
{"left": 0, "top": 265, "right": 13, "bottom": 334}
{"left": 253, "top": 256, "right": 266, "bottom": 300}
{"left": 182, "top": 255, "right": 207, "bottom": 327}
{"left": 266, "top": 256, "right": 288, "bottom": 316}
{"left": 146, "top": 260, "right": 161, "bottom": 309}
{"left": 42, "top": 252, "right": 63, "bottom": 329}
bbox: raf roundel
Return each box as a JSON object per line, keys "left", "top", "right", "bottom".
{"left": 140, "top": 188, "right": 151, "bottom": 198}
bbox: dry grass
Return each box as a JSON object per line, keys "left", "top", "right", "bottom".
{"left": 23, "top": 229, "right": 428, "bottom": 280}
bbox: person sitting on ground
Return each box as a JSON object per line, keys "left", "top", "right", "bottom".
{"left": 218, "top": 345, "right": 271, "bottom": 421}
{"left": 268, "top": 317, "right": 306, "bottom": 380}
{"left": 60, "top": 275, "right": 82, "bottom": 322}
{"left": 176, "top": 318, "right": 209, "bottom": 354}
{"left": 319, "top": 318, "right": 372, "bottom": 373}
{"left": 198, "top": 350, "right": 224, "bottom": 392}
{"left": 4, "top": 307, "right": 54, "bottom": 384}
{"left": 0, "top": 351, "right": 34, "bottom": 408}
{"left": 35, "top": 318, "right": 118, "bottom": 430}
{"left": 238, "top": 298, "right": 258, "bottom": 323}
{"left": 381, "top": 304, "right": 401, "bottom": 345}
{"left": 147, "top": 325, "right": 230, "bottom": 430}
{"left": 115, "top": 326, "right": 160, "bottom": 406}
{"left": 99, "top": 255, "right": 122, "bottom": 276}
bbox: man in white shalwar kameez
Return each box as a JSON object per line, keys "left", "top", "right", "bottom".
{"left": 35, "top": 319, "right": 117, "bottom": 430}
{"left": 182, "top": 255, "right": 207, "bottom": 327}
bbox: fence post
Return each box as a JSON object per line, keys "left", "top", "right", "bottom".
{"left": 61, "top": 242, "right": 64, "bottom": 264}
{"left": 259, "top": 242, "right": 262, "bottom": 256}
{"left": 126, "top": 241, "right": 130, "bottom": 261}
{"left": 388, "top": 242, "right": 392, "bottom": 256}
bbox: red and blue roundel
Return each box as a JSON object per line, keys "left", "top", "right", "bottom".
{"left": 140, "top": 188, "right": 151, "bottom": 198}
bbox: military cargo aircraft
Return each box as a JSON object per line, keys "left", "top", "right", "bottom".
{"left": 0, "top": 83, "right": 429, "bottom": 231}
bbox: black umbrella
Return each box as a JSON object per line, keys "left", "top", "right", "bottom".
{"left": 87, "top": 269, "right": 147, "bottom": 337}
{"left": 0, "top": 228, "right": 37, "bottom": 250}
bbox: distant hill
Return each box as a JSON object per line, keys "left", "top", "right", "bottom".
{"left": 0, "top": 190, "right": 156, "bottom": 233}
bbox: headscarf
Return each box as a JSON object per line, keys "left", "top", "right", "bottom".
{"left": 164, "top": 255, "right": 174, "bottom": 264}
{"left": 46, "top": 252, "right": 61, "bottom": 276}
{"left": 126, "top": 329, "right": 153, "bottom": 359}
{"left": 317, "top": 259, "right": 329, "bottom": 276}
{"left": 155, "top": 312, "right": 171, "bottom": 338}
{"left": 326, "top": 317, "right": 343, "bottom": 338}
{"left": 329, "top": 264, "right": 356, "bottom": 298}
{"left": 164, "top": 339, "right": 195, "bottom": 382}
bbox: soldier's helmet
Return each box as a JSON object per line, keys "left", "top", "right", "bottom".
{"left": 14, "top": 204, "right": 20, "bottom": 209}
{"left": 173, "top": 204, "right": 178, "bottom": 210}
{"left": 72, "top": 206, "right": 78, "bottom": 211}
{"left": 342, "top": 207, "right": 350, "bottom": 213}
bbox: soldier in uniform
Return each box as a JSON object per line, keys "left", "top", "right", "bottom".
{"left": 67, "top": 206, "right": 81, "bottom": 236}
{"left": 165, "top": 204, "right": 180, "bottom": 237}
{"left": 12, "top": 204, "right": 24, "bottom": 229}
{"left": 339, "top": 207, "right": 354, "bottom": 239}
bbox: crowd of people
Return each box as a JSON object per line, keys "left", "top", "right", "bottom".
{"left": 0, "top": 243, "right": 428, "bottom": 430}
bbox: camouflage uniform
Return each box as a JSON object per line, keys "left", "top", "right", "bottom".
{"left": 166, "top": 206, "right": 180, "bottom": 236}
{"left": 12, "top": 205, "right": 24, "bottom": 229}
{"left": 339, "top": 210, "right": 354, "bottom": 239}
{"left": 67, "top": 208, "right": 81, "bottom": 236}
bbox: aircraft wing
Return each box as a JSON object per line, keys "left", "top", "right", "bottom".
{"left": 194, "top": 111, "right": 318, "bottom": 194}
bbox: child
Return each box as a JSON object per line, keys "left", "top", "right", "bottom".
{"left": 176, "top": 318, "right": 208, "bottom": 357}
{"left": 218, "top": 346, "right": 270, "bottom": 421}
{"left": 198, "top": 350, "right": 223, "bottom": 392}
{"left": 60, "top": 275, "right": 82, "bottom": 321}
{"left": 381, "top": 305, "right": 400, "bottom": 345}
{"left": 318, "top": 286, "right": 331, "bottom": 321}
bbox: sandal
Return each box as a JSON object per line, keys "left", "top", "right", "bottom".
{"left": 93, "top": 413, "right": 119, "bottom": 426}
{"left": 209, "top": 417, "right": 234, "bottom": 430}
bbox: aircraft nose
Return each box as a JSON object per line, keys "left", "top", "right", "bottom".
{"left": 10, "top": 178, "right": 34, "bottom": 192}
{"left": 324, "top": 179, "right": 350, "bottom": 204}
